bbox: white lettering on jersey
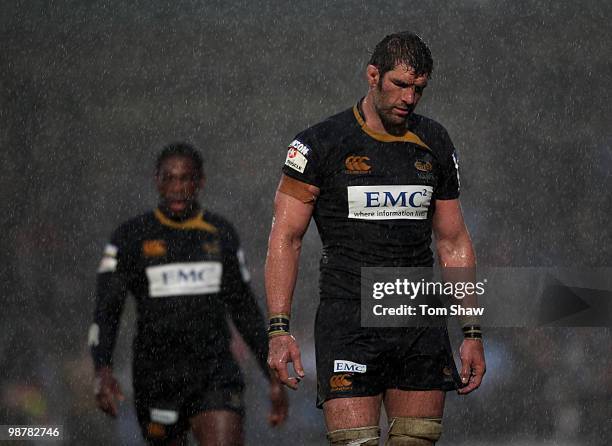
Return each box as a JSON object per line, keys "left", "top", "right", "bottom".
{"left": 334, "top": 360, "right": 367, "bottom": 373}
{"left": 347, "top": 185, "right": 433, "bottom": 220}
{"left": 285, "top": 147, "right": 307, "bottom": 173}
{"left": 289, "top": 139, "right": 311, "bottom": 156}
{"left": 146, "top": 262, "right": 223, "bottom": 297}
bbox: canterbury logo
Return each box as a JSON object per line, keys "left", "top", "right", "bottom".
{"left": 415, "top": 160, "right": 433, "bottom": 172}
{"left": 143, "top": 240, "right": 167, "bottom": 257}
{"left": 330, "top": 373, "right": 353, "bottom": 391}
{"left": 147, "top": 423, "right": 166, "bottom": 439}
{"left": 202, "top": 242, "right": 220, "bottom": 254}
{"left": 345, "top": 156, "right": 371, "bottom": 173}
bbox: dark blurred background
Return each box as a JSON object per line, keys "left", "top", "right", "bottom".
{"left": 1, "top": 1, "right": 610, "bottom": 444}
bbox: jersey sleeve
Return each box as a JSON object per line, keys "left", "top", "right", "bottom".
{"left": 434, "top": 128, "right": 461, "bottom": 200}
{"left": 89, "top": 226, "right": 131, "bottom": 370}
{"left": 281, "top": 128, "right": 323, "bottom": 187}
{"left": 220, "top": 225, "right": 271, "bottom": 379}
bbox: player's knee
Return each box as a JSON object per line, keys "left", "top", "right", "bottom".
{"left": 385, "top": 417, "right": 442, "bottom": 445}
{"left": 327, "top": 426, "right": 380, "bottom": 445}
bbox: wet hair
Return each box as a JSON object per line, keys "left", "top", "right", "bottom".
{"left": 155, "top": 142, "right": 204, "bottom": 179}
{"left": 368, "top": 31, "right": 433, "bottom": 78}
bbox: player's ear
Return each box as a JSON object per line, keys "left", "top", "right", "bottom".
{"left": 366, "top": 64, "right": 380, "bottom": 89}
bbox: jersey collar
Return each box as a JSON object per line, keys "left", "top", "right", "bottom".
{"left": 353, "top": 102, "right": 431, "bottom": 151}
{"left": 154, "top": 208, "right": 218, "bottom": 233}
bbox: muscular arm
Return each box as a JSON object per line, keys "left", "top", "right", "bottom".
{"left": 265, "top": 175, "right": 319, "bottom": 316}
{"left": 265, "top": 175, "right": 318, "bottom": 389}
{"left": 432, "top": 198, "right": 478, "bottom": 321}
{"left": 432, "top": 199, "right": 474, "bottom": 268}
{"left": 433, "top": 199, "right": 485, "bottom": 394}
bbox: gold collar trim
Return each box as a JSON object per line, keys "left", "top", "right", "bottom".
{"left": 154, "top": 208, "right": 218, "bottom": 233}
{"left": 352, "top": 105, "right": 431, "bottom": 150}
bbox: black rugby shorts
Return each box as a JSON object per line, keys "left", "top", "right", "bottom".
{"left": 315, "top": 299, "right": 461, "bottom": 408}
{"left": 132, "top": 357, "right": 244, "bottom": 444}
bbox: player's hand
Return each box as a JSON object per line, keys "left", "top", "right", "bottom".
{"left": 268, "top": 374, "right": 288, "bottom": 426}
{"left": 267, "top": 334, "right": 305, "bottom": 390}
{"left": 457, "top": 339, "right": 486, "bottom": 395}
{"left": 93, "top": 366, "right": 125, "bottom": 417}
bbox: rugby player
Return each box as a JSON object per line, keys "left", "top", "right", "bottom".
{"left": 265, "top": 32, "right": 485, "bottom": 445}
{"left": 89, "top": 142, "right": 287, "bottom": 445}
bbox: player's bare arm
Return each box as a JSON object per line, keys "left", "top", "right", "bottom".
{"left": 432, "top": 199, "right": 474, "bottom": 267}
{"left": 433, "top": 198, "right": 485, "bottom": 394}
{"left": 265, "top": 174, "right": 319, "bottom": 389}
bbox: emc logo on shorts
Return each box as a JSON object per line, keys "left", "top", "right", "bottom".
{"left": 333, "top": 360, "right": 367, "bottom": 374}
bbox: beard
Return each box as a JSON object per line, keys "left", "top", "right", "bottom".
{"left": 375, "top": 103, "right": 411, "bottom": 136}
{"left": 373, "top": 87, "right": 413, "bottom": 135}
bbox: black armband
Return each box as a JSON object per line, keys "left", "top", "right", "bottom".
{"left": 268, "top": 314, "right": 290, "bottom": 338}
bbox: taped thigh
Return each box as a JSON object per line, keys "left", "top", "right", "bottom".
{"left": 327, "top": 426, "right": 381, "bottom": 446}
{"left": 385, "top": 417, "right": 442, "bottom": 445}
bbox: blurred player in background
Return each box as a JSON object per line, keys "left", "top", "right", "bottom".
{"left": 89, "top": 142, "right": 287, "bottom": 445}
{"left": 265, "top": 32, "right": 485, "bottom": 445}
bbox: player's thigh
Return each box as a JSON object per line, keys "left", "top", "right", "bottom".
{"left": 133, "top": 379, "right": 190, "bottom": 445}
{"left": 135, "top": 404, "right": 189, "bottom": 446}
{"left": 315, "top": 299, "right": 386, "bottom": 410}
{"left": 383, "top": 389, "right": 445, "bottom": 418}
{"left": 189, "top": 410, "right": 243, "bottom": 446}
{"left": 323, "top": 395, "right": 383, "bottom": 431}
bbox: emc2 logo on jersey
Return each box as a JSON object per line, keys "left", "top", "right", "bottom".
{"left": 347, "top": 185, "right": 433, "bottom": 220}
{"left": 146, "top": 262, "right": 223, "bottom": 297}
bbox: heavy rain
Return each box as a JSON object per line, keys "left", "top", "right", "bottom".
{"left": 1, "top": 1, "right": 611, "bottom": 445}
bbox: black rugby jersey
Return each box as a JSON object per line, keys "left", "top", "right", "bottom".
{"left": 89, "top": 208, "right": 268, "bottom": 372}
{"left": 282, "top": 103, "right": 460, "bottom": 300}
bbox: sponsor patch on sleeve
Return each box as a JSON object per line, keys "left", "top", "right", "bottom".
{"left": 98, "top": 243, "right": 118, "bottom": 273}
{"left": 285, "top": 147, "right": 308, "bottom": 173}
{"left": 97, "top": 257, "right": 117, "bottom": 273}
{"left": 87, "top": 323, "right": 100, "bottom": 347}
{"left": 289, "top": 139, "right": 311, "bottom": 156}
{"left": 103, "top": 243, "right": 118, "bottom": 257}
